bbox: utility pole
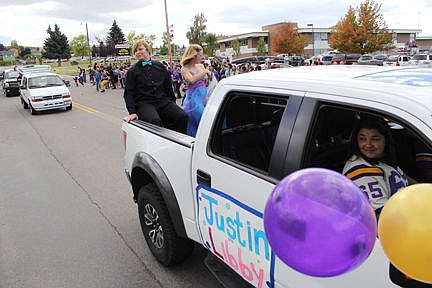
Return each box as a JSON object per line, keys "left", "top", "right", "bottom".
{"left": 164, "top": 0, "right": 173, "bottom": 70}
{"left": 86, "top": 23, "right": 92, "bottom": 64}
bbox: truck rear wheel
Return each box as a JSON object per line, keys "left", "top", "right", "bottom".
{"left": 137, "top": 183, "right": 194, "bottom": 266}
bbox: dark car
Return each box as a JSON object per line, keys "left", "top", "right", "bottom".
{"left": 285, "top": 56, "right": 303, "bottom": 66}
{"left": 331, "top": 54, "right": 346, "bottom": 64}
{"left": 344, "top": 54, "right": 361, "bottom": 65}
{"left": 232, "top": 56, "right": 268, "bottom": 65}
{"left": 2, "top": 69, "right": 21, "bottom": 97}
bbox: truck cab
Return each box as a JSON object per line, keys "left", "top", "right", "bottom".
{"left": 2, "top": 69, "right": 20, "bottom": 97}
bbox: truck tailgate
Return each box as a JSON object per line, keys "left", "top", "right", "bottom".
{"left": 122, "top": 120, "right": 198, "bottom": 236}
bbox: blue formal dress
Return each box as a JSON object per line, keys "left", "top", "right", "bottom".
{"left": 182, "top": 75, "right": 207, "bottom": 137}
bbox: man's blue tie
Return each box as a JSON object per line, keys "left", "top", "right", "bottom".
{"left": 142, "top": 60, "right": 152, "bottom": 67}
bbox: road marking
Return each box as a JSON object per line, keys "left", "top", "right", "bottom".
{"left": 74, "top": 102, "right": 99, "bottom": 114}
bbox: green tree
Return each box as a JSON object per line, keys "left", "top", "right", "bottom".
{"left": 126, "top": 31, "right": 156, "bottom": 49}
{"left": 186, "top": 13, "right": 207, "bottom": 45}
{"left": 160, "top": 32, "right": 178, "bottom": 55}
{"left": 69, "top": 35, "right": 89, "bottom": 58}
{"left": 232, "top": 39, "right": 240, "bottom": 56}
{"left": 19, "top": 47, "right": 31, "bottom": 58}
{"left": 329, "top": 0, "right": 393, "bottom": 54}
{"left": 9, "top": 40, "right": 22, "bottom": 57}
{"left": 0, "top": 43, "right": 5, "bottom": 51}
{"left": 204, "top": 33, "right": 218, "bottom": 57}
{"left": 42, "top": 24, "right": 71, "bottom": 66}
{"left": 257, "top": 37, "right": 267, "bottom": 55}
{"left": 106, "top": 20, "right": 126, "bottom": 55}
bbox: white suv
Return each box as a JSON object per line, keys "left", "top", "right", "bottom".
{"left": 20, "top": 72, "right": 72, "bottom": 115}
{"left": 408, "top": 53, "right": 431, "bottom": 66}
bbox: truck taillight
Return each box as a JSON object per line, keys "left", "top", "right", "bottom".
{"left": 396, "top": 62, "right": 400, "bottom": 66}
{"left": 122, "top": 131, "right": 127, "bottom": 151}
{"left": 63, "top": 95, "right": 71, "bottom": 99}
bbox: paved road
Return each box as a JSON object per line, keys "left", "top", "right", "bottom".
{"left": 0, "top": 79, "right": 220, "bottom": 288}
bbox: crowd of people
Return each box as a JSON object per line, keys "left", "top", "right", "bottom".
{"left": 73, "top": 63, "right": 130, "bottom": 92}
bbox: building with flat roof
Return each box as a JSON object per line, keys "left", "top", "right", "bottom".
{"left": 216, "top": 22, "right": 427, "bottom": 59}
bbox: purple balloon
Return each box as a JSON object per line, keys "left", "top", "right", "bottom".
{"left": 264, "top": 168, "right": 377, "bottom": 277}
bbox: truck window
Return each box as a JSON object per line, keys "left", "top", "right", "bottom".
{"left": 210, "top": 92, "right": 287, "bottom": 172}
{"left": 303, "top": 104, "right": 432, "bottom": 183}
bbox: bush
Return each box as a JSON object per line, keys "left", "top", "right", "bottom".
{"left": 0, "top": 60, "right": 19, "bottom": 66}
{"left": 70, "top": 60, "right": 79, "bottom": 65}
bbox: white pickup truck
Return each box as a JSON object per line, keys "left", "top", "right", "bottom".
{"left": 122, "top": 66, "right": 432, "bottom": 288}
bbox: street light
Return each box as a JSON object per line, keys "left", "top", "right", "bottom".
{"left": 307, "top": 23, "right": 314, "bottom": 56}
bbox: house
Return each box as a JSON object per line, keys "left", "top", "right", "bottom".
{"left": 0, "top": 50, "right": 15, "bottom": 61}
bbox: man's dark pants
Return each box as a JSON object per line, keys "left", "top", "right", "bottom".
{"left": 136, "top": 101, "right": 187, "bottom": 134}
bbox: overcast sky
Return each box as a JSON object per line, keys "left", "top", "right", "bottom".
{"left": 1, "top": 0, "right": 431, "bottom": 49}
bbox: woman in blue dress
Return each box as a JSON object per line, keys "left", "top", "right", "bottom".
{"left": 180, "top": 44, "right": 212, "bottom": 137}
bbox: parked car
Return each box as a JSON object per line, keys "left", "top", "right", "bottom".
{"left": 357, "top": 54, "right": 375, "bottom": 65}
{"left": 320, "top": 55, "right": 334, "bottom": 65}
{"left": 2, "top": 69, "right": 21, "bottom": 97}
{"left": 357, "top": 54, "right": 386, "bottom": 66}
{"left": 383, "top": 55, "right": 411, "bottom": 66}
{"left": 284, "top": 56, "right": 303, "bottom": 66}
{"left": 408, "top": 54, "right": 431, "bottom": 66}
{"left": 344, "top": 54, "right": 361, "bottom": 65}
{"left": 331, "top": 53, "right": 346, "bottom": 64}
{"left": 373, "top": 54, "right": 387, "bottom": 66}
{"left": 232, "top": 56, "right": 268, "bottom": 65}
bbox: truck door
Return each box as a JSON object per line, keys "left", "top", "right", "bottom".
{"left": 191, "top": 89, "right": 303, "bottom": 288}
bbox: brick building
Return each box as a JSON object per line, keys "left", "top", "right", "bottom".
{"left": 216, "top": 22, "right": 429, "bottom": 59}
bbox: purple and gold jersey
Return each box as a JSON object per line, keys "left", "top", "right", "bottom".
{"left": 343, "top": 155, "right": 408, "bottom": 210}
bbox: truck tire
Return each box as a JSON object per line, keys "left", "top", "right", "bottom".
{"left": 137, "top": 183, "right": 194, "bottom": 266}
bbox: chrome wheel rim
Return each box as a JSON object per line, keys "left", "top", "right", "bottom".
{"left": 144, "top": 204, "right": 164, "bottom": 248}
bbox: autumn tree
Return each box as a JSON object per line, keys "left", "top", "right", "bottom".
{"left": 186, "top": 13, "right": 207, "bottom": 45}
{"left": 329, "top": 0, "right": 393, "bottom": 54}
{"left": 271, "top": 23, "right": 307, "bottom": 55}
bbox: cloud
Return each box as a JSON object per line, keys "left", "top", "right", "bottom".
{"left": 1, "top": 0, "right": 431, "bottom": 48}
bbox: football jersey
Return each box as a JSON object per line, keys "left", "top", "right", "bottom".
{"left": 343, "top": 155, "right": 408, "bottom": 210}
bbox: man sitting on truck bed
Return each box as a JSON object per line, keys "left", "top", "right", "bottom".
{"left": 123, "top": 39, "right": 187, "bottom": 134}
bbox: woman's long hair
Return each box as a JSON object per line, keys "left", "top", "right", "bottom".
{"left": 180, "top": 44, "right": 203, "bottom": 66}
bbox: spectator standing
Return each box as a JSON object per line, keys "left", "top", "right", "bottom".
{"left": 94, "top": 68, "right": 101, "bottom": 92}
{"left": 100, "top": 69, "right": 109, "bottom": 92}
